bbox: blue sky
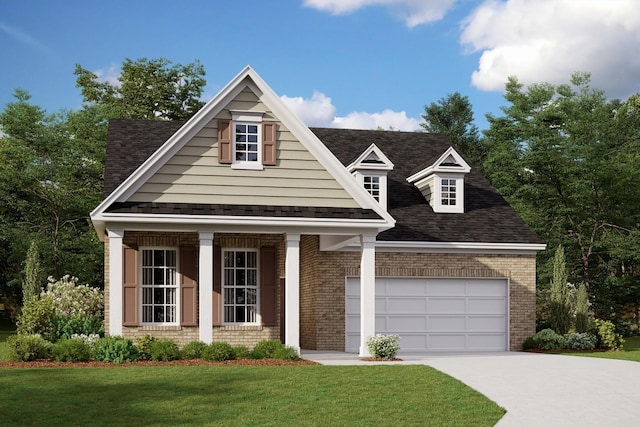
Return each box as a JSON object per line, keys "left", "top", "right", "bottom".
{"left": 1, "top": 0, "right": 639, "bottom": 132}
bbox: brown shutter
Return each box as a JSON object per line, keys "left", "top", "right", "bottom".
{"left": 213, "top": 245, "right": 222, "bottom": 326}
{"left": 260, "top": 247, "right": 278, "bottom": 326}
{"left": 262, "top": 122, "right": 276, "bottom": 166}
{"left": 218, "top": 120, "right": 232, "bottom": 164}
{"left": 122, "top": 246, "right": 139, "bottom": 326}
{"left": 180, "top": 246, "right": 198, "bottom": 326}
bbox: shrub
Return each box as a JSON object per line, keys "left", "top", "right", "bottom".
{"left": 7, "top": 334, "right": 52, "bottom": 361}
{"left": 232, "top": 345, "right": 250, "bottom": 359}
{"left": 94, "top": 336, "right": 139, "bottom": 363}
{"left": 16, "top": 297, "right": 55, "bottom": 341}
{"left": 564, "top": 332, "right": 597, "bottom": 351}
{"left": 575, "top": 283, "right": 589, "bottom": 333}
{"left": 522, "top": 336, "right": 537, "bottom": 351}
{"left": 70, "top": 333, "right": 100, "bottom": 349}
{"left": 272, "top": 345, "right": 300, "bottom": 361}
{"left": 136, "top": 335, "right": 157, "bottom": 361}
{"left": 367, "top": 334, "right": 400, "bottom": 359}
{"left": 250, "top": 340, "right": 284, "bottom": 359}
{"left": 181, "top": 341, "right": 208, "bottom": 359}
{"left": 52, "top": 338, "right": 92, "bottom": 362}
{"left": 43, "top": 275, "right": 104, "bottom": 318}
{"left": 524, "top": 329, "right": 566, "bottom": 350}
{"left": 592, "top": 319, "right": 625, "bottom": 350}
{"left": 203, "top": 342, "right": 236, "bottom": 361}
{"left": 54, "top": 314, "right": 104, "bottom": 341}
{"left": 147, "top": 338, "right": 181, "bottom": 361}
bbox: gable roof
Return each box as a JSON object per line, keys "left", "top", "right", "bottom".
{"left": 311, "top": 128, "right": 544, "bottom": 245}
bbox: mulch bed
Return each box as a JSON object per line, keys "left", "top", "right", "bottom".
{"left": 0, "top": 358, "right": 320, "bottom": 368}
{"left": 523, "top": 349, "right": 612, "bottom": 354}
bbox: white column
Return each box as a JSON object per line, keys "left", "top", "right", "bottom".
{"left": 107, "top": 229, "right": 124, "bottom": 337}
{"left": 285, "top": 233, "right": 301, "bottom": 353}
{"left": 359, "top": 234, "right": 376, "bottom": 357}
{"left": 199, "top": 232, "right": 214, "bottom": 344}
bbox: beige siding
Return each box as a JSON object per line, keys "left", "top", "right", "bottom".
{"left": 129, "top": 86, "right": 359, "bottom": 208}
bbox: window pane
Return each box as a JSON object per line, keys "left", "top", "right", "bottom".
{"left": 153, "top": 250, "right": 164, "bottom": 266}
{"left": 236, "top": 124, "right": 246, "bottom": 133}
{"left": 247, "top": 288, "right": 257, "bottom": 304}
{"left": 154, "top": 268, "right": 164, "bottom": 285}
{"left": 154, "top": 306, "right": 164, "bottom": 323}
{"left": 166, "top": 268, "right": 175, "bottom": 286}
{"left": 143, "top": 288, "right": 152, "bottom": 304}
{"left": 236, "top": 288, "right": 245, "bottom": 304}
{"left": 225, "top": 269, "right": 234, "bottom": 286}
{"left": 236, "top": 269, "right": 246, "bottom": 286}
{"left": 235, "top": 306, "right": 245, "bottom": 323}
{"left": 248, "top": 125, "right": 258, "bottom": 133}
{"left": 143, "top": 250, "right": 153, "bottom": 267}
{"left": 166, "top": 288, "right": 176, "bottom": 304}
{"left": 167, "top": 251, "right": 176, "bottom": 267}
{"left": 154, "top": 288, "right": 164, "bottom": 304}
{"left": 247, "top": 306, "right": 257, "bottom": 323}
{"left": 247, "top": 270, "right": 257, "bottom": 286}
{"left": 248, "top": 153, "right": 257, "bottom": 161}
{"left": 224, "top": 288, "right": 234, "bottom": 304}
{"left": 224, "top": 252, "right": 234, "bottom": 268}
{"left": 142, "top": 268, "right": 152, "bottom": 285}
{"left": 235, "top": 252, "right": 245, "bottom": 267}
{"left": 236, "top": 152, "right": 246, "bottom": 161}
{"left": 247, "top": 251, "right": 257, "bottom": 268}
{"left": 166, "top": 306, "right": 175, "bottom": 323}
{"left": 143, "top": 306, "right": 152, "bottom": 323}
{"left": 225, "top": 306, "right": 234, "bottom": 323}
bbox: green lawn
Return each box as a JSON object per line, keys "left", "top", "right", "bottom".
{"left": 562, "top": 336, "right": 640, "bottom": 362}
{"left": 0, "top": 365, "right": 504, "bottom": 426}
{"left": 0, "top": 315, "right": 15, "bottom": 361}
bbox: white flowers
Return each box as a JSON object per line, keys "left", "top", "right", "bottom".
{"left": 42, "top": 275, "right": 104, "bottom": 318}
{"left": 366, "top": 334, "right": 400, "bottom": 359}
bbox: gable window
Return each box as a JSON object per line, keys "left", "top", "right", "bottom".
{"left": 217, "top": 111, "right": 277, "bottom": 169}
{"left": 235, "top": 123, "right": 259, "bottom": 162}
{"left": 441, "top": 178, "right": 457, "bottom": 206}
{"left": 141, "top": 248, "right": 178, "bottom": 324}
{"left": 223, "top": 249, "right": 258, "bottom": 324}
{"left": 363, "top": 175, "right": 380, "bottom": 201}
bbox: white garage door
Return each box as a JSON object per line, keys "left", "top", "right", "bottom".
{"left": 346, "top": 277, "right": 508, "bottom": 353}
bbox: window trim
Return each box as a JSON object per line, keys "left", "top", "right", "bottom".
{"left": 139, "top": 247, "right": 180, "bottom": 326}
{"left": 231, "top": 110, "right": 264, "bottom": 170}
{"left": 222, "top": 248, "right": 261, "bottom": 326}
{"left": 436, "top": 174, "right": 464, "bottom": 213}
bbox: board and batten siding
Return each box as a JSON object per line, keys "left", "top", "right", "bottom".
{"left": 128, "top": 87, "right": 360, "bottom": 208}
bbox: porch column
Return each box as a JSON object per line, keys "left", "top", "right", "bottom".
{"left": 359, "top": 234, "right": 376, "bottom": 357}
{"left": 199, "top": 232, "right": 214, "bottom": 344}
{"left": 285, "top": 233, "right": 301, "bottom": 353}
{"left": 107, "top": 229, "right": 124, "bottom": 337}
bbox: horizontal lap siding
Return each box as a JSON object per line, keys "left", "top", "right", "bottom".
{"left": 128, "top": 87, "right": 359, "bottom": 208}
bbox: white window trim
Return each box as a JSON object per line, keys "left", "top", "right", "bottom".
{"left": 435, "top": 174, "right": 464, "bottom": 213}
{"left": 139, "top": 247, "right": 180, "bottom": 326}
{"left": 354, "top": 171, "right": 388, "bottom": 210}
{"left": 231, "top": 110, "right": 264, "bottom": 170}
{"left": 222, "top": 248, "right": 261, "bottom": 326}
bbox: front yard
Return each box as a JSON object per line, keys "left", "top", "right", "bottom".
{"left": 562, "top": 336, "right": 640, "bottom": 362}
{"left": 0, "top": 364, "right": 504, "bottom": 426}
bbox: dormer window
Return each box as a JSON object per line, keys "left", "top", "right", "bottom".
{"left": 407, "top": 147, "right": 470, "bottom": 214}
{"left": 347, "top": 143, "right": 394, "bottom": 210}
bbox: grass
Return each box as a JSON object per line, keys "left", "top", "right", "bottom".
{"left": 562, "top": 336, "right": 640, "bottom": 362}
{"left": 0, "top": 365, "right": 504, "bottom": 426}
{"left": 0, "top": 315, "right": 15, "bottom": 361}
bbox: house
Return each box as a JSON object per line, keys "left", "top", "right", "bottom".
{"left": 90, "top": 66, "right": 545, "bottom": 356}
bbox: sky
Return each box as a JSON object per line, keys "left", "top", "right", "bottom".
{"left": 1, "top": 0, "right": 639, "bottom": 132}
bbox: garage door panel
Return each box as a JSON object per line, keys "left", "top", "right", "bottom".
{"left": 397, "top": 334, "right": 428, "bottom": 351}
{"left": 466, "top": 280, "right": 508, "bottom": 296}
{"left": 467, "top": 316, "right": 506, "bottom": 332}
{"left": 428, "top": 334, "right": 467, "bottom": 350}
{"left": 467, "top": 298, "right": 506, "bottom": 314}
{"left": 386, "top": 316, "right": 428, "bottom": 331}
{"left": 428, "top": 316, "right": 466, "bottom": 332}
{"left": 346, "top": 297, "right": 360, "bottom": 314}
{"left": 428, "top": 298, "right": 466, "bottom": 313}
{"left": 391, "top": 279, "right": 428, "bottom": 296}
{"left": 428, "top": 281, "right": 466, "bottom": 296}
{"left": 387, "top": 298, "right": 427, "bottom": 312}
{"left": 467, "top": 334, "right": 507, "bottom": 350}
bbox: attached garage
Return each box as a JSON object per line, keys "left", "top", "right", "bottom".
{"left": 345, "top": 277, "right": 509, "bottom": 353}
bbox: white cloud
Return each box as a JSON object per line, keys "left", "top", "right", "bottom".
{"left": 280, "top": 91, "right": 420, "bottom": 131}
{"left": 461, "top": 0, "right": 640, "bottom": 98}
{"left": 94, "top": 65, "right": 121, "bottom": 87}
{"left": 303, "top": 0, "right": 456, "bottom": 27}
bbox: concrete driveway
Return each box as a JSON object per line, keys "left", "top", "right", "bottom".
{"left": 302, "top": 351, "right": 640, "bottom": 426}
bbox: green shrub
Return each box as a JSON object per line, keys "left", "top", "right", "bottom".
{"left": 70, "top": 333, "right": 100, "bottom": 349}
{"left": 232, "top": 345, "right": 250, "bottom": 359}
{"left": 181, "top": 341, "right": 208, "bottom": 359}
{"left": 250, "top": 340, "right": 284, "bottom": 359}
{"left": 52, "top": 338, "right": 92, "bottom": 362}
{"left": 272, "top": 345, "right": 300, "bottom": 361}
{"left": 16, "top": 297, "right": 55, "bottom": 341}
{"left": 525, "top": 329, "right": 566, "bottom": 350}
{"left": 367, "top": 334, "right": 400, "bottom": 359}
{"left": 522, "top": 336, "right": 536, "bottom": 351}
{"left": 136, "top": 335, "right": 157, "bottom": 361}
{"left": 592, "top": 319, "right": 625, "bottom": 350}
{"left": 7, "top": 334, "right": 52, "bottom": 361}
{"left": 564, "top": 332, "right": 597, "bottom": 351}
{"left": 54, "top": 315, "right": 104, "bottom": 341}
{"left": 203, "top": 342, "right": 235, "bottom": 361}
{"left": 94, "top": 336, "right": 139, "bottom": 363}
{"left": 148, "top": 338, "right": 181, "bottom": 361}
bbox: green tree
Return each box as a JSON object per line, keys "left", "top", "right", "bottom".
{"left": 550, "top": 245, "right": 571, "bottom": 334}
{"left": 575, "top": 283, "right": 589, "bottom": 333}
{"left": 22, "top": 241, "right": 44, "bottom": 302}
{"left": 421, "top": 92, "right": 485, "bottom": 168}
{"left": 74, "top": 57, "right": 206, "bottom": 120}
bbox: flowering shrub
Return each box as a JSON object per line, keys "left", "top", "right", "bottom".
{"left": 42, "top": 275, "right": 104, "bottom": 318}
{"left": 564, "top": 332, "right": 597, "bottom": 351}
{"left": 7, "top": 334, "right": 53, "bottom": 361}
{"left": 367, "top": 334, "right": 400, "bottom": 359}
{"left": 592, "top": 319, "right": 624, "bottom": 350}
{"left": 70, "top": 333, "right": 101, "bottom": 349}
{"left": 16, "top": 297, "right": 56, "bottom": 341}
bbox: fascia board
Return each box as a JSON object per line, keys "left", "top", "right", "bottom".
{"left": 338, "top": 240, "right": 546, "bottom": 254}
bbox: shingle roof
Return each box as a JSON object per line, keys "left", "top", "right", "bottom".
{"left": 102, "top": 119, "right": 542, "bottom": 244}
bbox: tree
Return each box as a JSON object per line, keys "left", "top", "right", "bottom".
{"left": 421, "top": 92, "right": 485, "bottom": 168}
{"left": 575, "top": 283, "right": 589, "bottom": 333}
{"left": 74, "top": 57, "right": 206, "bottom": 120}
{"left": 550, "top": 245, "right": 571, "bottom": 334}
{"left": 22, "top": 241, "right": 43, "bottom": 302}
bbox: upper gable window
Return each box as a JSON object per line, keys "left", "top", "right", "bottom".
{"left": 235, "top": 123, "right": 260, "bottom": 163}
{"left": 218, "top": 111, "right": 276, "bottom": 169}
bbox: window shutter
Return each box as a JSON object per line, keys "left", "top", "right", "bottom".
{"left": 213, "top": 245, "right": 222, "bottom": 326}
{"left": 122, "top": 245, "right": 139, "bottom": 326}
{"left": 260, "top": 247, "right": 278, "bottom": 326}
{"left": 180, "top": 246, "right": 198, "bottom": 326}
{"left": 218, "top": 120, "right": 232, "bottom": 164}
{"left": 262, "top": 122, "right": 276, "bottom": 166}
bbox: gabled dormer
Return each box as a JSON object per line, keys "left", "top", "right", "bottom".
{"left": 347, "top": 144, "right": 394, "bottom": 210}
{"left": 406, "top": 147, "right": 470, "bottom": 213}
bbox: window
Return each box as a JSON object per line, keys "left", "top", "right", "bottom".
{"left": 141, "top": 249, "right": 177, "bottom": 324}
{"left": 441, "top": 178, "right": 457, "bottom": 206}
{"left": 363, "top": 175, "right": 380, "bottom": 201}
{"left": 235, "top": 123, "right": 259, "bottom": 163}
{"left": 223, "top": 250, "right": 258, "bottom": 324}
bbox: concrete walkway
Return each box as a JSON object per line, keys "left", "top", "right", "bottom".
{"left": 302, "top": 350, "right": 640, "bottom": 426}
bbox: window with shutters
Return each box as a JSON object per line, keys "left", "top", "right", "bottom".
{"left": 141, "top": 248, "right": 178, "bottom": 324}
{"left": 234, "top": 122, "right": 260, "bottom": 165}
{"left": 223, "top": 249, "right": 259, "bottom": 324}
{"left": 218, "top": 110, "right": 277, "bottom": 170}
